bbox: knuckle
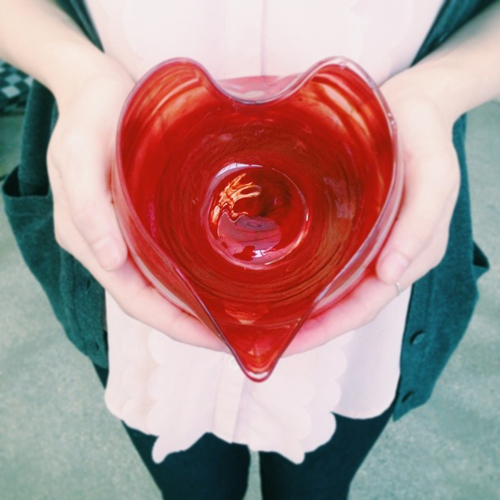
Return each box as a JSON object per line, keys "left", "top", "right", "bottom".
{"left": 442, "top": 165, "right": 460, "bottom": 195}
{"left": 46, "top": 142, "right": 56, "bottom": 167}
{"left": 432, "top": 234, "right": 449, "bottom": 268}
{"left": 449, "top": 173, "right": 461, "bottom": 200}
{"left": 54, "top": 226, "right": 66, "bottom": 249}
{"left": 47, "top": 136, "right": 65, "bottom": 170}
{"left": 53, "top": 220, "right": 70, "bottom": 251}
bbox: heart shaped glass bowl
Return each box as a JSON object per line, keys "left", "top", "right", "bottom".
{"left": 112, "top": 57, "right": 402, "bottom": 381}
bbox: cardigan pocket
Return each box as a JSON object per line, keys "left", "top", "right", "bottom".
{"left": 2, "top": 166, "right": 107, "bottom": 367}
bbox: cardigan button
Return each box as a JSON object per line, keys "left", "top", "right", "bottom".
{"left": 436, "top": 33, "right": 448, "bottom": 46}
{"left": 410, "top": 330, "right": 426, "bottom": 345}
{"left": 84, "top": 277, "right": 93, "bottom": 291}
{"left": 402, "top": 391, "right": 414, "bottom": 403}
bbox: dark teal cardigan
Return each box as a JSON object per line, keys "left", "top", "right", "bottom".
{"left": 2, "top": 0, "right": 492, "bottom": 420}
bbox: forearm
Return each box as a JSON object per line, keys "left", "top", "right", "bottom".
{"left": 0, "top": 0, "right": 126, "bottom": 106}
{"left": 384, "top": 0, "right": 500, "bottom": 125}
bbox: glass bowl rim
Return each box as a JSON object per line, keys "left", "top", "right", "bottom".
{"left": 113, "top": 55, "right": 403, "bottom": 319}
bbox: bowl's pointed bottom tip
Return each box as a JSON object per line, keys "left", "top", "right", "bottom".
{"left": 229, "top": 344, "right": 290, "bottom": 383}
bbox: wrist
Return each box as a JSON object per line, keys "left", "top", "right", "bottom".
{"left": 382, "top": 62, "right": 469, "bottom": 129}
{"left": 47, "top": 43, "right": 132, "bottom": 112}
{"left": 383, "top": 1, "right": 500, "bottom": 125}
{"left": 0, "top": 0, "right": 131, "bottom": 111}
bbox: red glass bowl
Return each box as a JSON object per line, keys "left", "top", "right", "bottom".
{"left": 112, "top": 57, "right": 402, "bottom": 381}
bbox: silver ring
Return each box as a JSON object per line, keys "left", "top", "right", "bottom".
{"left": 395, "top": 281, "right": 402, "bottom": 296}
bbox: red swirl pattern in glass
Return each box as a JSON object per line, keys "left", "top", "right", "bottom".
{"left": 112, "top": 58, "right": 402, "bottom": 381}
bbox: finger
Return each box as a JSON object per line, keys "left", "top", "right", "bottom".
{"left": 376, "top": 146, "right": 459, "bottom": 285}
{"left": 53, "top": 195, "right": 225, "bottom": 351}
{"left": 291, "top": 194, "right": 455, "bottom": 357}
{"left": 395, "top": 201, "right": 453, "bottom": 286}
{"left": 111, "top": 264, "right": 225, "bottom": 351}
{"left": 56, "top": 130, "right": 128, "bottom": 271}
{"left": 285, "top": 274, "right": 399, "bottom": 356}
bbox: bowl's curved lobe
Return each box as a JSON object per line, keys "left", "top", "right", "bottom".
{"left": 112, "top": 58, "right": 402, "bottom": 381}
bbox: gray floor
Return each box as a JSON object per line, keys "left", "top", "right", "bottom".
{"left": 0, "top": 103, "right": 499, "bottom": 500}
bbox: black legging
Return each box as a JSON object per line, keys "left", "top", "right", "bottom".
{"left": 94, "top": 365, "right": 394, "bottom": 500}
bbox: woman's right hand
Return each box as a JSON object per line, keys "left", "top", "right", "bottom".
{"left": 47, "top": 57, "right": 224, "bottom": 351}
{"left": 0, "top": 0, "right": 223, "bottom": 350}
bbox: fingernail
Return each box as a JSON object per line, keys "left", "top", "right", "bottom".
{"left": 92, "top": 237, "right": 123, "bottom": 271}
{"left": 378, "top": 252, "right": 410, "bottom": 285}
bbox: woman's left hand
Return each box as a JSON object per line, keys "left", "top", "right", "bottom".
{"left": 286, "top": 69, "right": 461, "bottom": 355}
